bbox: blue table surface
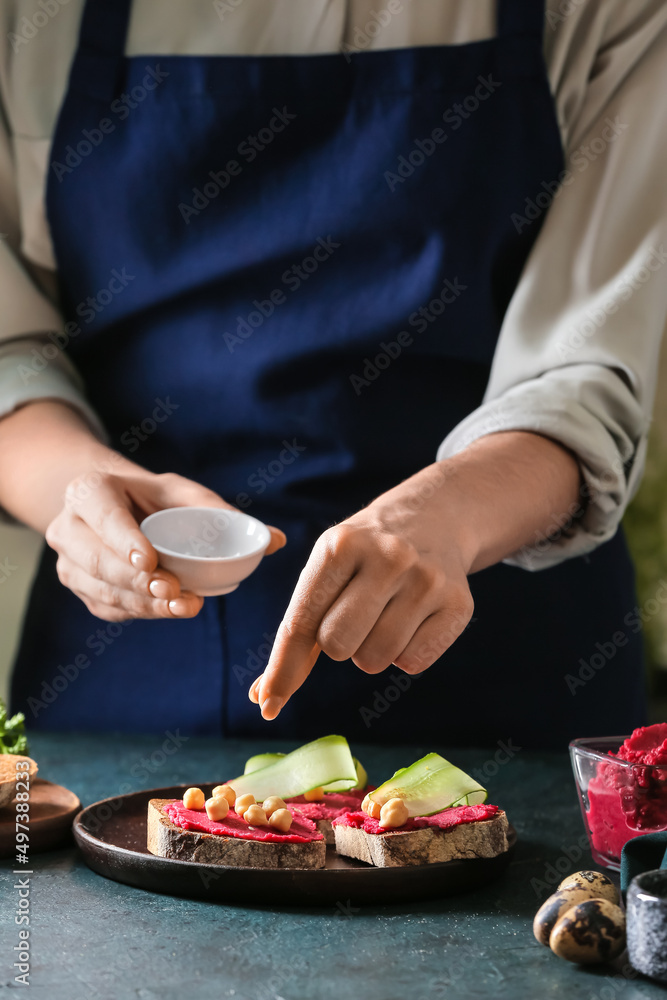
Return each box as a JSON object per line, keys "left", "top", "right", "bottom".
{"left": 1, "top": 733, "right": 664, "bottom": 1000}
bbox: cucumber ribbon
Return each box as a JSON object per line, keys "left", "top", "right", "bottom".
{"left": 230, "top": 735, "right": 359, "bottom": 800}
{"left": 367, "top": 753, "right": 487, "bottom": 817}
{"left": 243, "top": 747, "right": 367, "bottom": 793}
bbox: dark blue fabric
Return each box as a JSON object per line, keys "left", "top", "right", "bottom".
{"left": 11, "top": 0, "right": 646, "bottom": 746}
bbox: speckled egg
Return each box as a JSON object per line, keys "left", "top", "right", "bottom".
{"left": 549, "top": 898, "right": 626, "bottom": 964}
{"left": 557, "top": 870, "right": 620, "bottom": 905}
{"left": 533, "top": 887, "right": 604, "bottom": 947}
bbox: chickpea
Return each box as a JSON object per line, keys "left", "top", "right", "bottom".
{"left": 362, "top": 794, "right": 382, "bottom": 820}
{"left": 379, "top": 798, "right": 409, "bottom": 829}
{"left": 183, "top": 787, "right": 205, "bottom": 810}
{"left": 234, "top": 793, "right": 256, "bottom": 817}
{"left": 212, "top": 784, "right": 236, "bottom": 807}
{"left": 262, "top": 796, "right": 287, "bottom": 817}
{"left": 304, "top": 787, "right": 325, "bottom": 801}
{"left": 244, "top": 804, "right": 269, "bottom": 827}
{"left": 268, "top": 808, "right": 293, "bottom": 833}
{"left": 205, "top": 796, "right": 229, "bottom": 821}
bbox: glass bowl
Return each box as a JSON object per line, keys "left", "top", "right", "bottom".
{"left": 569, "top": 736, "right": 667, "bottom": 871}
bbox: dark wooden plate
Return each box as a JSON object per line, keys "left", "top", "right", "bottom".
{"left": 73, "top": 784, "right": 516, "bottom": 905}
{"left": 0, "top": 779, "right": 81, "bottom": 858}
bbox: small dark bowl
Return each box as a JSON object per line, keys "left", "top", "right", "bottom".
{"left": 627, "top": 869, "right": 667, "bottom": 983}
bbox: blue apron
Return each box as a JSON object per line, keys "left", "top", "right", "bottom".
{"left": 11, "top": 0, "right": 646, "bottom": 748}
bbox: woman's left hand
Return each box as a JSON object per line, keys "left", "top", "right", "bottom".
{"left": 250, "top": 431, "right": 582, "bottom": 719}
{"left": 250, "top": 461, "right": 477, "bottom": 719}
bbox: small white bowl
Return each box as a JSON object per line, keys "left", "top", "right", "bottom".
{"left": 140, "top": 507, "right": 271, "bottom": 596}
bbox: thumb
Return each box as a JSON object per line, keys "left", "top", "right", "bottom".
{"left": 132, "top": 471, "right": 286, "bottom": 555}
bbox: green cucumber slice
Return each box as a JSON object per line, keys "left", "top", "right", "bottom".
{"left": 230, "top": 735, "right": 357, "bottom": 800}
{"left": 367, "top": 753, "right": 487, "bottom": 817}
{"left": 242, "top": 751, "right": 367, "bottom": 793}
{"left": 243, "top": 752, "right": 284, "bottom": 774}
{"left": 321, "top": 757, "right": 368, "bottom": 792}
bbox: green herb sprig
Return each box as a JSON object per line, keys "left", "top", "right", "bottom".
{"left": 0, "top": 698, "right": 28, "bottom": 754}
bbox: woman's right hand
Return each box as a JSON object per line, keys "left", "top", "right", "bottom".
{"left": 45, "top": 466, "right": 286, "bottom": 622}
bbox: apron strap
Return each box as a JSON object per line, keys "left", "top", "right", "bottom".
{"left": 68, "top": 0, "right": 133, "bottom": 101}
{"left": 497, "top": 0, "right": 545, "bottom": 39}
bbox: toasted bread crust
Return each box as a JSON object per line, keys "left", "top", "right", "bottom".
{"left": 147, "top": 799, "right": 326, "bottom": 869}
{"left": 333, "top": 810, "right": 509, "bottom": 867}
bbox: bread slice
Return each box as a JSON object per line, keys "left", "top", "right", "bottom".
{"left": 147, "top": 799, "right": 326, "bottom": 869}
{"left": 286, "top": 788, "right": 368, "bottom": 845}
{"left": 333, "top": 809, "right": 509, "bottom": 868}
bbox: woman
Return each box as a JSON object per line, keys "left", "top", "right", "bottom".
{"left": 0, "top": 0, "right": 665, "bottom": 747}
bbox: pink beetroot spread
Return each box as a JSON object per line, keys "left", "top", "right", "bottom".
{"left": 587, "top": 723, "right": 667, "bottom": 861}
{"left": 333, "top": 802, "right": 500, "bottom": 835}
{"left": 164, "top": 802, "right": 323, "bottom": 844}
{"left": 286, "top": 787, "right": 368, "bottom": 823}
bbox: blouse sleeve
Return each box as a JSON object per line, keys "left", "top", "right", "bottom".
{"left": 437, "top": 0, "right": 667, "bottom": 570}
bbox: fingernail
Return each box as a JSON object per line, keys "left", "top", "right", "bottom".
{"left": 168, "top": 598, "right": 190, "bottom": 617}
{"left": 130, "top": 550, "right": 146, "bottom": 569}
{"left": 149, "top": 579, "right": 171, "bottom": 600}
{"left": 248, "top": 685, "right": 259, "bottom": 704}
{"left": 260, "top": 696, "right": 283, "bottom": 720}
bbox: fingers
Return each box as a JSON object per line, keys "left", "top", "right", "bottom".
{"left": 248, "top": 676, "right": 261, "bottom": 704}
{"left": 53, "top": 467, "right": 290, "bottom": 624}
{"left": 350, "top": 597, "right": 429, "bottom": 674}
{"left": 64, "top": 474, "right": 158, "bottom": 573}
{"left": 255, "top": 640, "right": 321, "bottom": 719}
{"left": 55, "top": 555, "right": 204, "bottom": 621}
{"left": 348, "top": 568, "right": 470, "bottom": 673}
{"left": 249, "top": 529, "right": 358, "bottom": 716}
{"left": 393, "top": 601, "right": 473, "bottom": 674}
{"left": 265, "top": 526, "right": 287, "bottom": 555}
{"left": 50, "top": 473, "right": 208, "bottom": 621}
{"left": 49, "top": 515, "right": 182, "bottom": 601}
{"left": 249, "top": 539, "right": 474, "bottom": 715}
{"left": 314, "top": 571, "right": 399, "bottom": 663}
{"left": 137, "top": 471, "right": 239, "bottom": 514}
